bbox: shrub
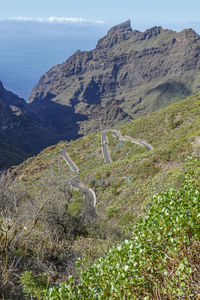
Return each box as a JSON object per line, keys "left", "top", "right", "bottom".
{"left": 42, "top": 157, "right": 200, "bottom": 299}
{"left": 20, "top": 271, "right": 49, "bottom": 299}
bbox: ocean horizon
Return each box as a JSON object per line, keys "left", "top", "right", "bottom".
{"left": 0, "top": 32, "right": 105, "bottom": 100}
{"left": 1, "top": 20, "right": 200, "bottom": 101}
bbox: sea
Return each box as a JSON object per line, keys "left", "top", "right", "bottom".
{"left": 1, "top": 20, "right": 200, "bottom": 101}
{"left": 0, "top": 34, "right": 103, "bottom": 101}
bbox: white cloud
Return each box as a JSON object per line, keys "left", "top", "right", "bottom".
{"left": 5, "top": 16, "right": 104, "bottom": 25}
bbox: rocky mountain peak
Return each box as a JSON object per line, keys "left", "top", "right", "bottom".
{"left": 178, "top": 28, "right": 200, "bottom": 42}
{"left": 141, "top": 26, "right": 163, "bottom": 40}
{"left": 28, "top": 21, "right": 200, "bottom": 145}
{"left": 0, "top": 80, "right": 3, "bottom": 90}
{"left": 0, "top": 81, "right": 5, "bottom": 97}
{"left": 0, "top": 81, "right": 25, "bottom": 107}
{"left": 107, "top": 19, "right": 132, "bottom": 35}
{"left": 96, "top": 20, "right": 133, "bottom": 49}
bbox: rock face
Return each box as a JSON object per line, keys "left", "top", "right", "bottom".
{"left": 0, "top": 81, "right": 59, "bottom": 168}
{"left": 29, "top": 20, "right": 200, "bottom": 134}
{"left": 2, "top": 21, "right": 200, "bottom": 168}
{"left": 96, "top": 20, "right": 133, "bottom": 49}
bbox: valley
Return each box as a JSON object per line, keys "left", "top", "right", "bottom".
{"left": 2, "top": 20, "right": 200, "bottom": 170}
{"left": 1, "top": 92, "right": 199, "bottom": 298}
{"left": 0, "top": 19, "right": 200, "bottom": 299}
{"left": 29, "top": 20, "right": 200, "bottom": 137}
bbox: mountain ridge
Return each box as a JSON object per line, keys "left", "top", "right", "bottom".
{"left": 29, "top": 20, "right": 200, "bottom": 136}
{"left": 2, "top": 92, "right": 200, "bottom": 298}
{"left": 0, "top": 81, "right": 59, "bottom": 168}
{"left": 2, "top": 20, "right": 200, "bottom": 168}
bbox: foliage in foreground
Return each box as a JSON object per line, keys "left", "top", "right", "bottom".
{"left": 23, "top": 157, "right": 200, "bottom": 299}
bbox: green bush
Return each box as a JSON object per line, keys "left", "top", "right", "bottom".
{"left": 20, "top": 271, "right": 49, "bottom": 299}
{"left": 68, "top": 190, "right": 83, "bottom": 216}
{"left": 42, "top": 157, "right": 200, "bottom": 299}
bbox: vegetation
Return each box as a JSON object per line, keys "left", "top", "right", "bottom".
{"left": 1, "top": 93, "right": 200, "bottom": 298}
{"left": 26, "top": 157, "right": 200, "bottom": 299}
{"left": 120, "top": 93, "right": 200, "bottom": 159}
{"left": 68, "top": 132, "right": 104, "bottom": 172}
{"left": 0, "top": 141, "right": 110, "bottom": 299}
{"left": 106, "top": 131, "right": 147, "bottom": 162}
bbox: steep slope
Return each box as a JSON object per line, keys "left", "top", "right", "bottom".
{"left": 2, "top": 93, "right": 200, "bottom": 298}
{"left": 0, "top": 81, "right": 60, "bottom": 168}
{"left": 44, "top": 157, "right": 200, "bottom": 299}
{"left": 0, "top": 138, "right": 28, "bottom": 169}
{"left": 29, "top": 20, "right": 200, "bottom": 134}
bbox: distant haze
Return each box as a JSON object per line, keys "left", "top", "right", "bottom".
{"left": 0, "top": 20, "right": 108, "bottom": 100}
{"left": 0, "top": 19, "right": 200, "bottom": 100}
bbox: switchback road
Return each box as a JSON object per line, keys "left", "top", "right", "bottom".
{"left": 61, "top": 130, "right": 152, "bottom": 211}
{"left": 112, "top": 130, "right": 153, "bottom": 151}
{"left": 101, "top": 131, "right": 112, "bottom": 164}
{"left": 101, "top": 130, "right": 152, "bottom": 165}
{"left": 61, "top": 149, "right": 79, "bottom": 173}
{"left": 61, "top": 149, "right": 96, "bottom": 210}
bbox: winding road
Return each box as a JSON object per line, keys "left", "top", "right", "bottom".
{"left": 112, "top": 130, "right": 153, "bottom": 151}
{"left": 61, "top": 149, "right": 97, "bottom": 211}
{"left": 101, "top": 130, "right": 152, "bottom": 164}
{"left": 61, "top": 130, "right": 152, "bottom": 212}
{"left": 101, "top": 131, "right": 112, "bottom": 164}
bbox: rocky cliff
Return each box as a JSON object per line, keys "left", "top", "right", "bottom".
{"left": 2, "top": 20, "right": 200, "bottom": 168}
{"left": 29, "top": 20, "right": 200, "bottom": 134}
{"left": 0, "top": 81, "right": 59, "bottom": 168}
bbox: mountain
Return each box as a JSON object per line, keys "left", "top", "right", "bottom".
{"left": 0, "top": 81, "right": 58, "bottom": 168}
{"left": 2, "top": 93, "right": 200, "bottom": 299}
{"left": 29, "top": 20, "right": 200, "bottom": 135}
{"left": 0, "top": 20, "right": 107, "bottom": 100}
{"left": 2, "top": 20, "right": 200, "bottom": 168}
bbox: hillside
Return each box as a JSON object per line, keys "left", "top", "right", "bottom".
{"left": 2, "top": 20, "right": 200, "bottom": 169}
{"left": 0, "top": 138, "right": 28, "bottom": 169}
{"left": 1, "top": 93, "right": 200, "bottom": 299}
{"left": 29, "top": 20, "right": 200, "bottom": 136}
{"left": 0, "top": 81, "right": 60, "bottom": 168}
{"left": 44, "top": 156, "right": 200, "bottom": 299}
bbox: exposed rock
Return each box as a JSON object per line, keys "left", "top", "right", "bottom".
{"left": 89, "top": 101, "right": 132, "bottom": 131}
{"left": 96, "top": 20, "right": 133, "bottom": 49}
{"left": 3, "top": 20, "right": 200, "bottom": 168}
{"left": 99, "top": 101, "right": 132, "bottom": 127}
{"left": 29, "top": 20, "right": 200, "bottom": 137}
{"left": 0, "top": 81, "right": 59, "bottom": 168}
{"left": 141, "top": 26, "right": 163, "bottom": 40}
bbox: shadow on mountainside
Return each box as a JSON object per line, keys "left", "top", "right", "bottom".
{"left": 28, "top": 98, "right": 88, "bottom": 142}
{"left": 0, "top": 98, "right": 88, "bottom": 170}
{"left": 146, "top": 81, "right": 191, "bottom": 98}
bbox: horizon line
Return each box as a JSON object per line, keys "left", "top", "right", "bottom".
{"left": 0, "top": 16, "right": 105, "bottom": 25}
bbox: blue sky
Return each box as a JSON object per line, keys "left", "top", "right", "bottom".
{"left": 1, "top": 0, "right": 200, "bottom": 28}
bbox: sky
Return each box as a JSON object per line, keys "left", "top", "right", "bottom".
{"left": 1, "top": 0, "right": 200, "bottom": 100}
{"left": 1, "top": 0, "right": 200, "bottom": 30}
